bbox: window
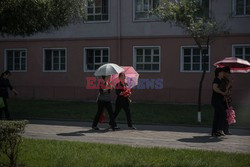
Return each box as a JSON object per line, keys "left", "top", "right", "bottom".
{"left": 200, "top": 0, "right": 210, "bottom": 17}
{"left": 134, "top": 46, "right": 160, "bottom": 72}
{"left": 233, "top": 0, "right": 250, "bottom": 16}
{"left": 5, "top": 49, "right": 27, "bottom": 72}
{"left": 43, "top": 48, "right": 67, "bottom": 72}
{"left": 181, "top": 47, "right": 210, "bottom": 72}
{"left": 84, "top": 47, "right": 110, "bottom": 71}
{"left": 134, "top": 0, "right": 159, "bottom": 21}
{"left": 86, "top": 0, "right": 109, "bottom": 22}
{"left": 232, "top": 45, "right": 250, "bottom": 62}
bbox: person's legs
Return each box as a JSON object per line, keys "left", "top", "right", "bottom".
{"left": 105, "top": 102, "right": 115, "bottom": 130}
{"left": 92, "top": 100, "right": 104, "bottom": 128}
{"left": 3, "top": 98, "right": 11, "bottom": 120}
{"left": 109, "top": 100, "right": 122, "bottom": 127}
{"left": 122, "top": 101, "right": 133, "bottom": 127}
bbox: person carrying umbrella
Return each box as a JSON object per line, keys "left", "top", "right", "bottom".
{"left": 92, "top": 63, "right": 124, "bottom": 131}
{"left": 110, "top": 72, "right": 136, "bottom": 130}
{"left": 211, "top": 68, "right": 227, "bottom": 136}
{"left": 92, "top": 75, "right": 116, "bottom": 131}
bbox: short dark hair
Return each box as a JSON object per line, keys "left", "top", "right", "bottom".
{"left": 214, "top": 68, "right": 223, "bottom": 77}
{"left": 119, "top": 72, "right": 125, "bottom": 78}
{"left": 1, "top": 70, "right": 11, "bottom": 77}
{"left": 222, "top": 66, "right": 231, "bottom": 74}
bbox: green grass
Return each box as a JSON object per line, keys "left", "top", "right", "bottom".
{"left": 8, "top": 99, "right": 250, "bottom": 127}
{"left": 1, "top": 138, "right": 250, "bottom": 167}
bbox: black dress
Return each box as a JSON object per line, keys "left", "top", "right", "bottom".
{"left": 211, "top": 77, "right": 227, "bottom": 134}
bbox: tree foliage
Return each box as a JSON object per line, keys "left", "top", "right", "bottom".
{"left": 0, "top": 0, "right": 87, "bottom": 36}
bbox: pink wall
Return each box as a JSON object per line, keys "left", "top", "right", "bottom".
{"left": 0, "top": 36, "right": 250, "bottom": 104}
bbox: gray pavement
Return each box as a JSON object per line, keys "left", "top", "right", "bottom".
{"left": 23, "top": 120, "right": 250, "bottom": 153}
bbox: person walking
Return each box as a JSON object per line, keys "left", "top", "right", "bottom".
{"left": 110, "top": 73, "right": 136, "bottom": 130}
{"left": 0, "top": 71, "right": 18, "bottom": 120}
{"left": 211, "top": 68, "right": 227, "bottom": 136}
{"left": 92, "top": 75, "right": 116, "bottom": 131}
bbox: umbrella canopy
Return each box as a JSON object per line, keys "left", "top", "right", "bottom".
{"left": 111, "top": 66, "right": 139, "bottom": 88}
{"left": 94, "top": 63, "right": 124, "bottom": 76}
{"left": 214, "top": 57, "right": 250, "bottom": 73}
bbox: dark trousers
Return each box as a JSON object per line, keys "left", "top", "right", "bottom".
{"left": 212, "top": 101, "right": 227, "bottom": 134}
{"left": 92, "top": 100, "right": 115, "bottom": 128}
{"left": 0, "top": 98, "right": 11, "bottom": 120}
{"left": 110, "top": 98, "right": 133, "bottom": 127}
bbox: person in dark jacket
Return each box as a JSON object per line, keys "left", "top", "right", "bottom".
{"left": 211, "top": 68, "right": 227, "bottom": 136}
{"left": 0, "top": 71, "right": 18, "bottom": 120}
{"left": 92, "top": 75, "right": 116, "bottom": 131}
{"left": 111, "top": 73, "right": 136, "bottom": 130}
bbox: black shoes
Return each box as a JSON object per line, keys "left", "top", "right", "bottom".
{"left": 225, "top": 131, "right": 233, "bottom": 135}
{"left": 92, "top": 127, "right": 100, "bottom": 130}
{"left": 128, "top": 126, "right": 136, "bottom": 130}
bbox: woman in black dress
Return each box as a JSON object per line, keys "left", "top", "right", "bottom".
{"left": 92, "top": 75, "right": 116, "bottom": 131}
{"left": 211, "top": 68, "right": 227, "bottom": 136}
{"left": 111, "top": 73, "right": 136, "bottom": 130}
{"left": 0, "top": 71, "right": 18, "bottom": 120}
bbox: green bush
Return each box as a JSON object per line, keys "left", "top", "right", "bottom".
{"left": 0, "top": 120, "right": 28, "bottom": 167}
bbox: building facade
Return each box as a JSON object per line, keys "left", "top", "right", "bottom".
{"left": 0, "top": 0, "right": 250, "bottom": 104}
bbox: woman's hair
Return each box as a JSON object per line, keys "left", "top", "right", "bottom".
{"left": 1, "top": 70, "right": 11, "bottom": 77}
{"left": 214, "top": 68, "right": 223, "bottom": 77}
{"left": 119, "top": 72, "right": 125, "bottom": 78}
{"left": 222, "top": 66, "right": 231, "bottom": 74}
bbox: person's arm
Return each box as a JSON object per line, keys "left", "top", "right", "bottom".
{"left": 213, "top": 83, "right": 225, "bottom": 96}
{"left": 8, "top": 80, "right": 18, "bottom": 95}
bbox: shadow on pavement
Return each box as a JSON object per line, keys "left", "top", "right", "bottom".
{"left": 178, "top": 135, "right": 223, "bottom": 143}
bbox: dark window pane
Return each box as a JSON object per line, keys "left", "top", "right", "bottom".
{"left": 144, "top": 64, "right": 151, "bottom": 70}
{"left": 95, "top": 50, "right": 101, "bottom": 56}
{"left": 87, "top": 64, "right": 94, "bottom": 70}
{"left": 184, "top": 49, "right": 191, "bottom": 55}
{"left": 102, "top": 14, "right": 108, "bottom": 20}
{"left": 145, "top": 56, "right": 151, "bottom": 62}
{"left": 136, "top": 49, "right": 143, "bottom": 55}
{"left": 7, "top": 51, "right": 13, "bottom": 70}
{"left": 95, "top": 57, "right": 101, "bottom": 63}
{"left": 245, "top": 48, "right": 250, "bottom": 55}
{"left": 184, "top": 56, "right": 191, "bottom": 63}
{"left": 136, "top": 64, "right": 143, "bottom": 70}
{"left": 235, "top": 48, "right": 243, "bottom": 56}
{"left": 54, "top": 64, "right": 59, "bottom": 70}
{"left": 154, "top": 49, "right": 159, "bottom": 55}
{"left": 152, "top": 64, "right": 159, "bottom": 70}
{"left": 193, "top": 56, "right": 200, "bottom": 63}
{"left": 184, "top": 64, "right": 191, "bottom": 71}
{"left": 236, "top": 0, "right": 244, "bottom": 15}
{"left": 137, "top": 56, "right": 143, "bottom": 62}
{"left": 60, "top": 64, "right": 66, "bottom": 70}
{"left": 153, "top": 56, "right": 159, "bottom": 62}
{"left": 103, "top": 57, "right": 108, "bottom": 63}
{"left": 88, "top": 7, "right": 94, "bottom": 14}
{"left": 94, "top": 65, "right": 101, "bottom": 70}
{"left": 145, "top": 49, "right": 151, "bottom": 55}
{"left": 95, "top": 15, "right": 102, "bottom": 21}
{"left": 88, "top": 15, "right": 94, "bottom": 21}
{"left": 202, "top": 63, "right": 209, "bottom": 71}
{"left": 193, "top": 48, "right": 200, "bottom": 55}
{"left": 45, "top": 50, "right": 52, "bottom": 70}
{"left": 103, "top": 49, "right": 108, "bottom": 56}
{"left": 193, "top": 64, "right": 200, "bottom": 71}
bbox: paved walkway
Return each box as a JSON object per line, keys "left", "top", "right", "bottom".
{"left": 23, "top": 120, "right": 250, "bottom": 153}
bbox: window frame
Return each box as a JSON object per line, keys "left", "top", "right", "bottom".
{"left": 133, "top": 46, "right": 161, "bottom": 73}
{"left": 83, "top": 47, "right": 110, "bottom": 72}
{"left": 42, "top": 48, "right": 67, "bottom": 73}
{"left": 180, "top": 45, "right": 211, "bottom": 73}
{"left": 133, "top": 0, "right": 160, "bottom": 22}
{"left": 84, "top": 0, "right": 111, "bottom": 23}
{"left": 232, "top": 0, "right": 250, "bottom": 17}
{"left": 232, "top": 44, "right": 250, "bottom": 61}
{"left": 4, "top": 48, "right": 28, "bottom": 72}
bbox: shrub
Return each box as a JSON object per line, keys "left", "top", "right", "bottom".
{"left": 0, "top": 120, "right": 28, "bottom": 167}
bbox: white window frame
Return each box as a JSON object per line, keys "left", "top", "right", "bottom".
{"left": 85, "top": 0, "right": 110, "bottom": 23}
{"left": 43, "top": 48, "right": 67, "bottom": 72}
{"left": 232, "top": 0, "right": 250, "bottom": 17}
{"left": 84, "top": 47, "right": 110, "bottom": 72}
{"left": 232, "top": 44, "right": 250, "bottom": 61}
{"left": 133, "top": 0, "right": 160, "bottom": 22}
{"left": 133, "top": 46, "right": 161, "bottom": 73}
{"left": 180, "top": 45, "right": 211, "bottom": 73}
{"left": 4, "top": 48, "right": 28, "bottom": 72}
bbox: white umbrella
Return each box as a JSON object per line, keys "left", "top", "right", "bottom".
{"left": 94, "top": 63, "right": 124, "bottom": 76}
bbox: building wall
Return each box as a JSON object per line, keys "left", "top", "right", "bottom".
{"left": 1, "top": 35, "right": 249, "bottom": 104}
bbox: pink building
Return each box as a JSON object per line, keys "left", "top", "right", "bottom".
{"left": 0, "top": 0, "right": 250, "bottom": 104}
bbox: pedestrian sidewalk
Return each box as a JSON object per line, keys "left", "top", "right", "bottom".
{"left": 23, "top": 120, "right": 250, "bottom": 153}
